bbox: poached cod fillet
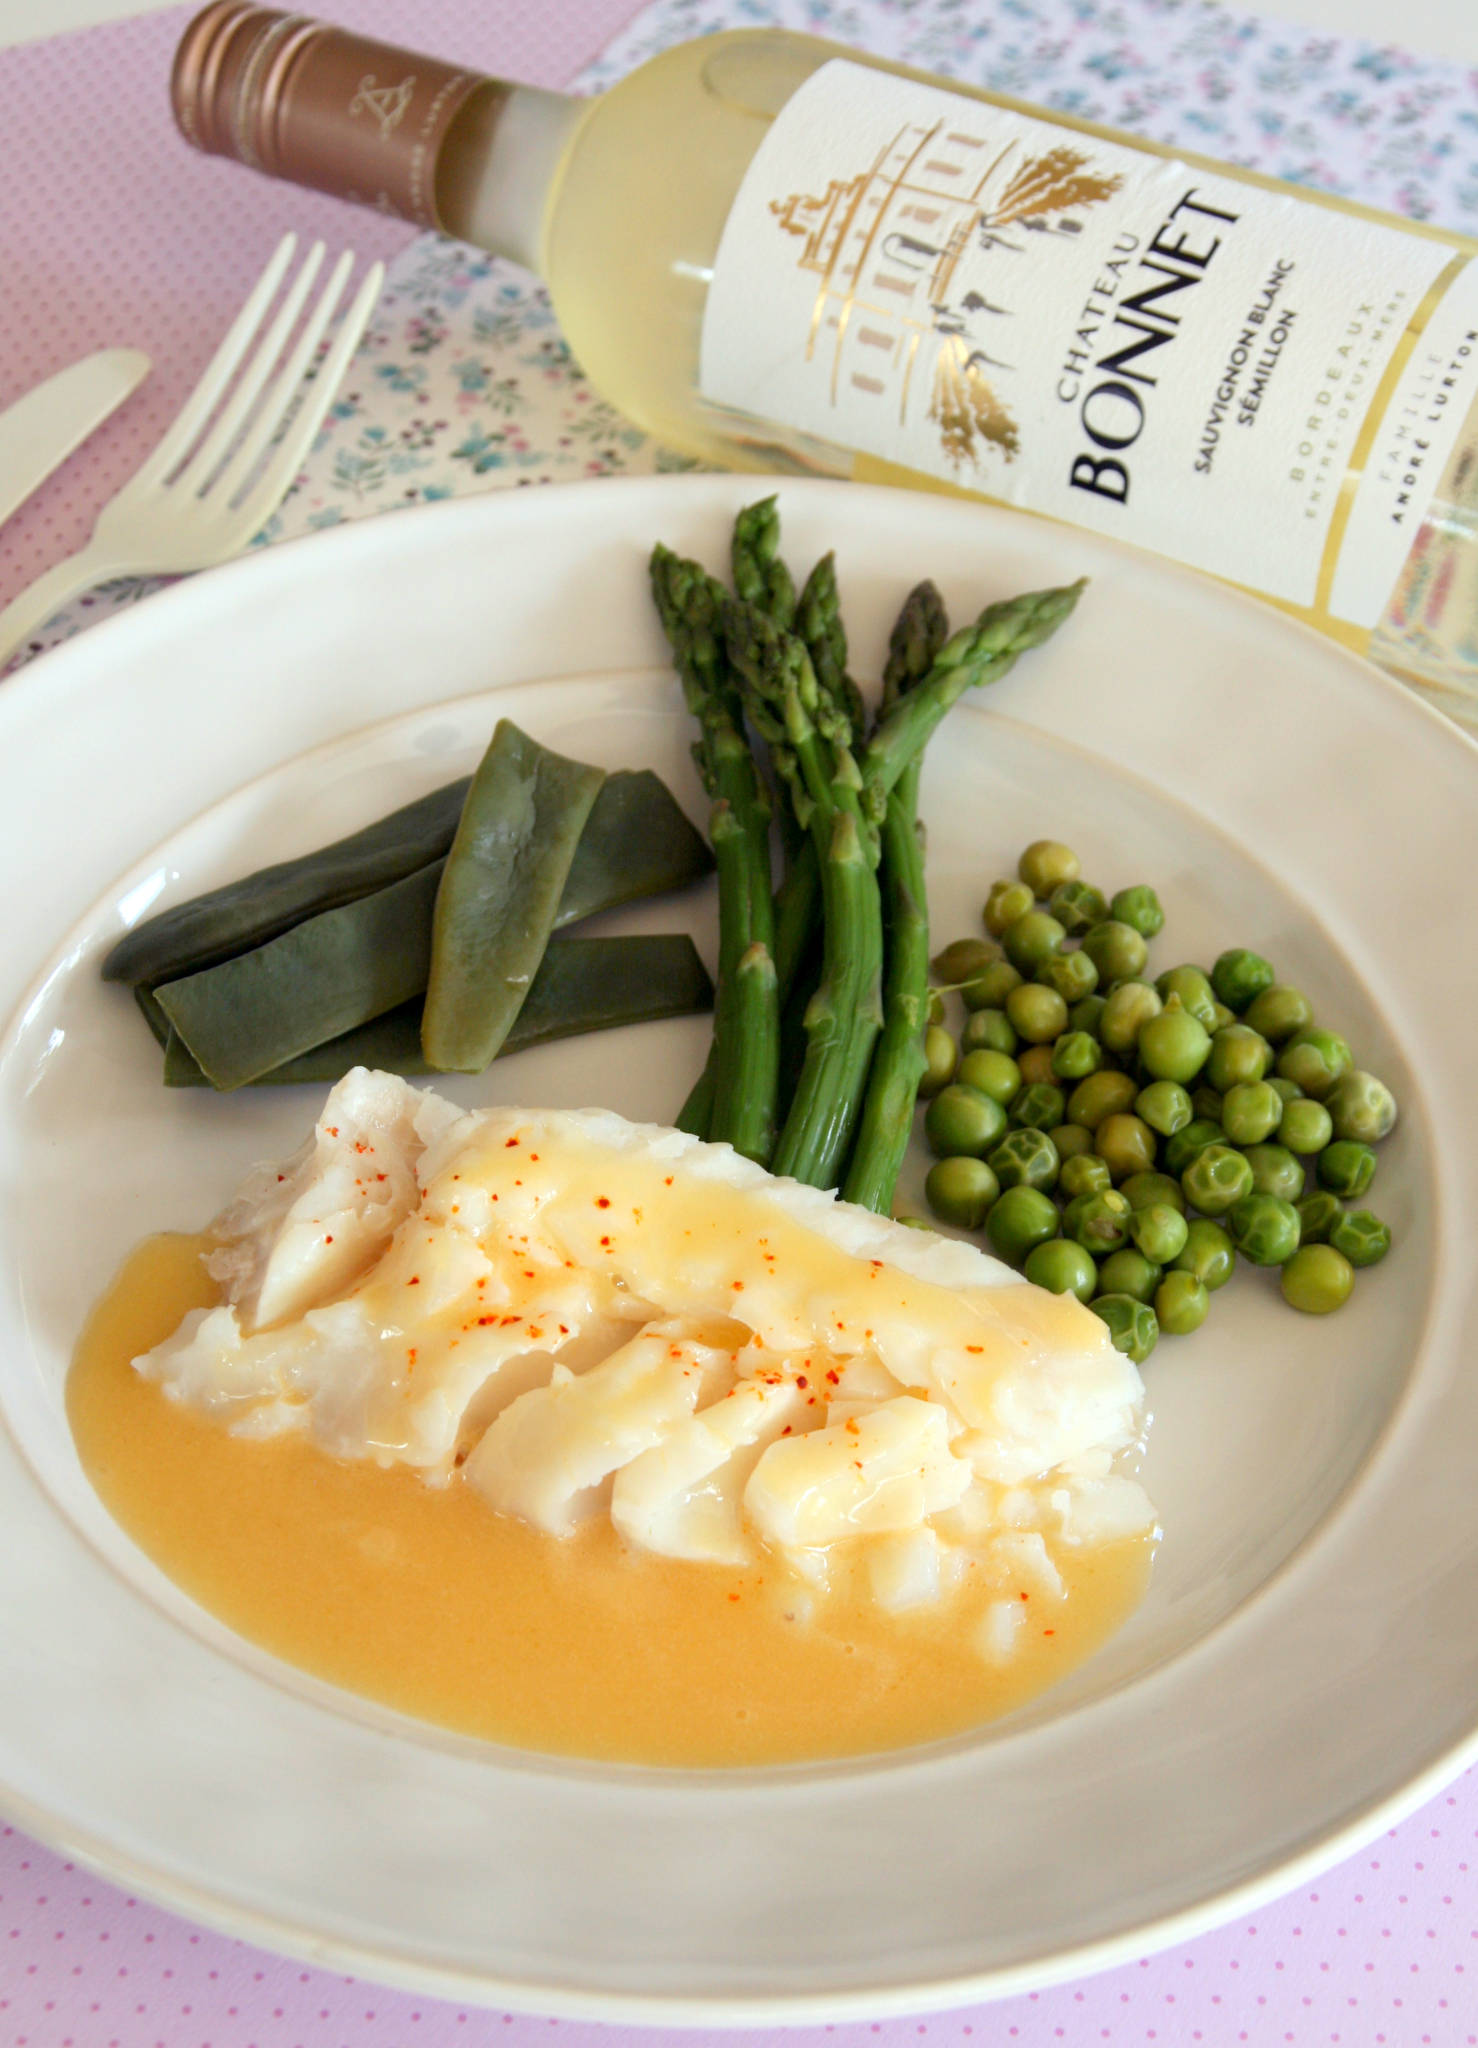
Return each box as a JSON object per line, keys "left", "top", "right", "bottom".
{"left": 137, "top": 1070, "right": 1156, "bottom": 1650}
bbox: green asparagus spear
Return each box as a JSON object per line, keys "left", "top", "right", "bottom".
{"left": 671, "top": 493, "right": 806, "bottom": 1138}
{"left": 725, "top": 597, "right": 884, "bottom": 1187}
{"left": 780, "top": 808, "right": 883, "bottom": 1185}
{"left": 707, "top": 800, "right": 780, "bottom": 1164}
{"left": 841, "top": 784, "right": 929, "bottom": 1212}
{"left": 797, "top": 551, "right": 866, "bottom": 743}
{"left": 723, "top": 597, "right": 877, "bottom": 865}
{"left": 678, "top": 820, "right": 819, "bottom": 1142}
{"left": 842, "top": 583, "right": 950, "bottom": 1213}
{"left": 880, "top": 579, "right": 949, "bottom": 716}
{"left": 862, "top": 580, "right": 1087, "bottom": 801}
{"left": 730, "top": 495, "right": 797, "bottom": 630}
{"left": 651, "top": 543, "right": 780, "bottom": 1163}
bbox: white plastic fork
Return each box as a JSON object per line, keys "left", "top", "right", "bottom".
{"left": 0, "top": 233, "right": 384, "bottom": 671}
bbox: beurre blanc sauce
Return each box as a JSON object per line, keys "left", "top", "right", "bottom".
{"left": 68, "top": 1233, "right": 1153, "bottom": 1767}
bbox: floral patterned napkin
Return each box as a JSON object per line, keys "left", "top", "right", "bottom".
{"left": 20, "top": 0, "right": 1478, "bottom": 662}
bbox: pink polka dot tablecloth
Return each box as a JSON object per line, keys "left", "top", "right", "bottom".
{"left": 2, "top": 1, "right": 1478, "bottom": 2044}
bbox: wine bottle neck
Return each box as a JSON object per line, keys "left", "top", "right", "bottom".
{"left": 171, "top": 2, "right": 582, "bottom": 264}
{"left": 437, "top": 83, "right": 584, "bottom": 273}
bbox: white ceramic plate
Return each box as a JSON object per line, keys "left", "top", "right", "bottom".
{"left": 0, "top": 475, "right": 1474, "bottom": 2022}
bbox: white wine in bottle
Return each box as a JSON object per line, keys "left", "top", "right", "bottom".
{"left": 173, "top": 6, "right": 1478, "bottom": 715}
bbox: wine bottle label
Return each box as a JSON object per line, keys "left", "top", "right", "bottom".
{"left": 700, "top": 60, "right": 1477, "bottom": 626}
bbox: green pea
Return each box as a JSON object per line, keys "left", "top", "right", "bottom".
{"left": 928, "top": 988, "right": 947, "bottom": 1027}
{"left": 925, "top": 1156, "right": 1000, "bottom": 1230}
{"left": 961, "top": 1007, "right": 1017, "bottom": 1056}
{"left": 989, "top": 1126, "right": 1060, "bottom": 1192}
{"left": 985, "top": 1185, "right": 1061, "bottom": 1267}
{"left": 1191, "top": 1085, "right": 1225, "bottom": 1124}
{"left": 1162, "top": 1118, "right": 1224, "bottom": 1175}
{"left": 957, "top": 1048, "right": 1022, "bottom": 1104}
{"left": 1006, "top": 981, "right": 1070, "bottom": 1045}
{"left": 1066, "top": 1068, "right": 1139, "bottom": 1130}
{"left": 1048, "top": 879, "right": 1108, "bottom": 935}
{"left": 924, "top": 1084, "right": 1008, "bottom": 1159}
{"left": 1003, "top": 910, "right": 1066, "bottom": 974}
{"left": 1243, "top": 1142, "right": 1305, "bottom": 1201}
{"left": 1180, "top": 1143, "right": 1254, "bottom": 1216}
{"left": 1099, "top": 979, "right": 1162, "bottom": 1055}
{"left": 932, "top": 937, "right": 998, "bottom": 985}
{"left": 1208, "top": 1001, "right": 1238, "bottom": 1032}
{"left": 1120, "top": 1170, "right": 1186, "bottom": 1213}
{"left": 1017, "top": 1044, "right": 1058, "bottom": 1087}
{"left": 1094, "top": 1112, "right": 1158, "bottom": 1183}
{"left": 1268, "top": 1075, "right": 1302, "bottom": 1104}
{"left": 1241, "top": 984, "right": 1314, "bottom": 1044}
{"left": 1051, "top": 1122, "right": 1094, "bottom": 1164}
{"left": 1128, "top": 1201, "right": 1189, "bottom": 1265}
{"left": 1023, "top": 1236, "right": 1098, "bottom": 1303}
{"left": 961, "top": 958, "right": 1024, "bottom": 1013}
{"left": 1172, "top": 1218, "right": 1236, "bottom": 1290}
{"left": 1209, "top": 948, "right": 1275, "bottom": 1014}
{"left": 1154, "top": 965, "right": 1218, "bottom": 1029}
{"left": 1295, "top": 1191, "right": 1343, "bottom": 1244}
{"left": 1109, "top": 884, "right": 1165, "bottom": 938}
{"left": 1278, "top": 1097, "right": 1334, "bottom": 1154}
{"left": 1327, "top": 1208, "right": 1391, "bottom": 1268}
{"left": 1097, "top": 1248, "right": 1162, "bottom": 1303}
{"left": 1138, "top": 999, "right": 1212, "bottom": 1084}
{"left": 1052, "top": 1030, "right": 1103, "bottom": 1082}
{"left": 1276, "top": 1027, "right": 1352, "bottom": 1100}
{"left": 983, "top": 878, "right": 1035, "bottom": 936}
{"left": 1011, "top": 1081, "right": 1067, "bottom": 1133}
{"left": 1227, "top": 1193, "right": 1301, "bottom": 1266}
{"left": 1018, "top": 839, "right": 1080, "bottom": 897}
{"left": 1317, "top": 1139, "right": 1376, "bottom": 1198}
{"left": 1135, "top": 1080, "right": 1192, "bottom": 1137}
{"left": 1281, "top": 1243, "right": 1354, "bottom": 1313}
{"left": 1220, "top": 1080, "right": 1283, "bottom": 1146}
{"left": 1037, "top": 948, "right": 1099, "bottom": 1004}
{"left": 1082, "top": 919, "right": 1149, "bottom": 983}
{"left": 1155, "top": 1270, "right": 1210, "bottom": 1335}
{"left": 918, "top": 1025, "right": 958, "bottom": 1100}
{"left": 1325, "top": 1070, "right": 1398, "bottom": 1144}
{"left": 1058, "top": 1151, "right": 1113, "bottom": 1200}
{"left": 1205, "top": 1024, "right": 1272, "bottom": 1091}
{"left": 1062, "top": 1188, "right": 1132, "bottom": 1255}
{"left": 1069, "top": 993, "right": 1108, "bottom": 1038}
{"left": 1091, "top": 1294, "right": 1159, "bottom": 1363}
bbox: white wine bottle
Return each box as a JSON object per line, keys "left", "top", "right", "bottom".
{"left": 173, "top": 5, "right": 1478, "bottom": 714}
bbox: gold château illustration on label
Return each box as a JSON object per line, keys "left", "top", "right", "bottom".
{"left": 772, "top": 127, "right": 1122, "bottom": 469}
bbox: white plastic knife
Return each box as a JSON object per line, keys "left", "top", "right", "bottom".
{"left": 0, "top": 348, "right": 151, "bottom": 533}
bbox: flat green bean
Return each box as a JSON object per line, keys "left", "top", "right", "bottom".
{"left": 107, "top": 767, "right": 710, "bottom": 991}
{"left": 157, "top": 864, "right": 443, "bottom": 1088}
{"left": 422, "top": 722, "right": 606, "bottom": 1073}
{"left": 161, "top": 935, "right": 714, "bottom": 1086}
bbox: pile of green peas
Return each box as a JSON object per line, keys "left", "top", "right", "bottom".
{"left": 917, "top": 839, "right": 1397, "bottom": 1365}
